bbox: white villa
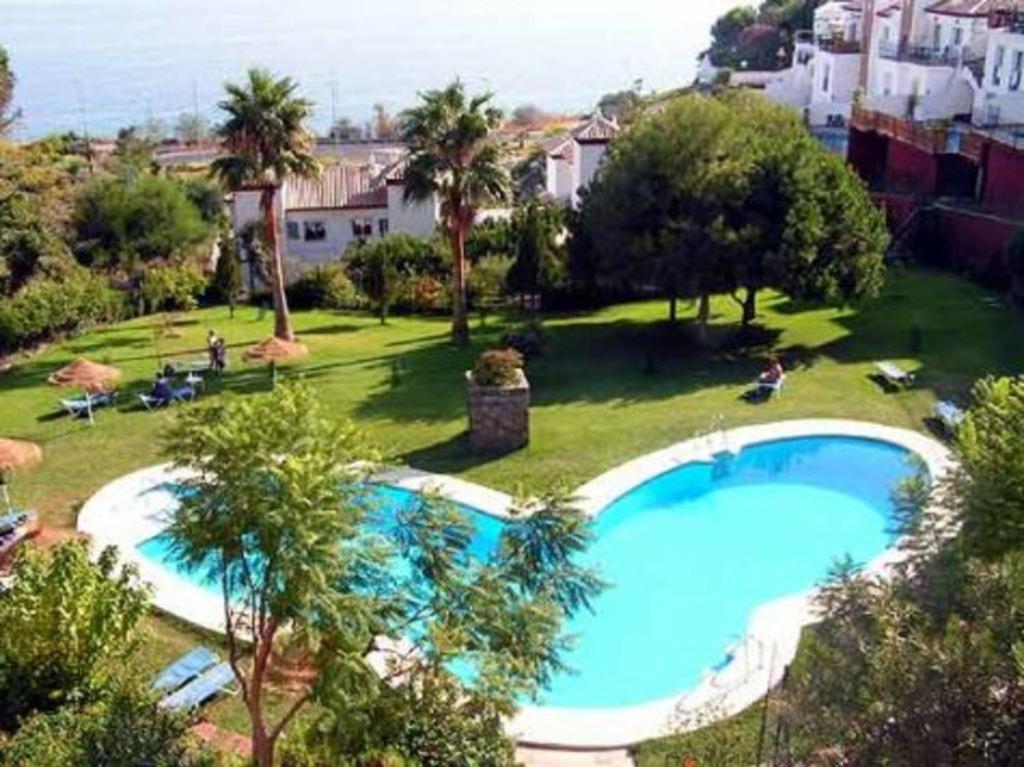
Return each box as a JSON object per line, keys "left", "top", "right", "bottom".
{"left": 230, "top": 157, "right": 438, "bottom": 268}
{"left": 765, "top": 0, "right": 1024, "bottom": 129}
{"left": 544, "top": 114, "right": 619, "bottom": 208}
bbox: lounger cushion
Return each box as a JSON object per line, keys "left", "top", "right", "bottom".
{"left": 151, "top": 646, "right": 218, "bottom": 693}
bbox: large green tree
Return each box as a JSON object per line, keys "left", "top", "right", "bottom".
{"left": 570, "top": 95, "right": 747, "bottom": 342}
{"left": 211, "top": 68, "right": 319, "bottom": 343}
{"left": 401, "top": 81, "right": 509, "bottom": 345}
{"left": 0, "top": 542, "right": 149, "bottom": 731}
{"left": 163, "top": 383, "right": 600, "bottom": 767}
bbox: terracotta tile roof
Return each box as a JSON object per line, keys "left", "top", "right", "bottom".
{"left": 572, "top": 114, "right": 619, "bottom": 142}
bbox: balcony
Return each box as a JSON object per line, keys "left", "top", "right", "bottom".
{"left": 877, "top": 43, "right": 961, "bottom": 67}
{"left": 818, "top": 37, "right": 861, "bottom": 54}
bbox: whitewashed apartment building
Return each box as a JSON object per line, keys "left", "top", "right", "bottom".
{"left": 765, "top": 0, "right": 1024, "bottom": 131}
{"left": 544, "top": 114, "right": 619, "bottom": 208}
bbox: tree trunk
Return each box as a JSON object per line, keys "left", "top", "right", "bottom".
{"left": 696, "top": 292, "right": 711, "bottom": 346}
{"left": 742, "top": 287, "right": 758, "bottom": 328}
{"left": 450, "top": 225, "right": 470, "bottom": 346}
{"left": 262, "top": 187, "right": 295, "bottom": 342}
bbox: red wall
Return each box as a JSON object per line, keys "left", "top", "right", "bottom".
{"left": 885, "top": 139, "right": 939, "bottom": 196}
{"left": 936, "top": 207, "right": 1022, "bottom": 283}
{"left": 873, "top": 192, "right": 918, "bottom": 229}
{"left": 982, "top": 142, "right": 1024, "bottom": 216}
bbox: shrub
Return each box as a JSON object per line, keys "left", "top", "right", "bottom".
{"left": 288, "top": 264, "right": 361, "bottom": 310}
{"left": 472, "top": 348, "right": 524, "bottom": 387}
{"left": 405, "top": 274, "right": 448, "bottom": 312}
{"left": 141, "top": 263, "right": 207, "bottom": 313}
{"left": 0, "top": 269, "right": 124, "bottom": 353}
{"left": 500, "top": 317, "right": 546, "bottom": 358}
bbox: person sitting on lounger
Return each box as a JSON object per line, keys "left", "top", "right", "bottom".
{"left": 759, "top": 357, "right": 784, "bottom": 386}
{"left": 151, "top": 372, "right": 174, "bottom": 405}
{"left": 213, "top": 337, "right": 227, "bottom": 373}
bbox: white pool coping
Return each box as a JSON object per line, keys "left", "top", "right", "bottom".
{"left": 76, "top": 418, "right": 952, "bottom": 749}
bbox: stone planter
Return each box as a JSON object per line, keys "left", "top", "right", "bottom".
{"left": 466, "top": 368, "right": 530, "bottom": 453}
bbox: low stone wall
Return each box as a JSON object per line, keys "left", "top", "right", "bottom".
{"left": 466, "top": 369, "right": 530, "bottom": 453}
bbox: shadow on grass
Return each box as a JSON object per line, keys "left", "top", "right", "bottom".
{"left": 401, "top": 432, "right": 517, "bottom": 477}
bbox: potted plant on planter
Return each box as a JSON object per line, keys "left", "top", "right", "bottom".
{"left": 466, "top": 348, "right": 530, "bottom": 453}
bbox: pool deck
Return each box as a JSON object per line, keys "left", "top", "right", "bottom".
{"left": 77, "top": 418, "right": 952, "bottom": 750}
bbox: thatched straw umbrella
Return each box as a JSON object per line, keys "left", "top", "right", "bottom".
{"left": 0, "top": 439, "right": 42, "bottom": 514}
{"left": 47, "top": 357, "right": 122, "bottom": 423}
{"left": 243, "top": 337, "right": 308, "bottom": 387}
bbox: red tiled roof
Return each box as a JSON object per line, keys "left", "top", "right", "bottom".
{"left": 926, "top": 0, "right": 1022, "bottom": 16}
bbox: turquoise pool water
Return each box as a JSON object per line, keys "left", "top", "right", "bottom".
{"left": 137, "top": 435, "right": 915, "bottom": 709}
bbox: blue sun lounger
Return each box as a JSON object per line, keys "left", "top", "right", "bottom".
{"left": 159, "top": 661, "right": 236, "bottom": 711}
{"left": 151, "top": 646, "right": 218, "bottom": 694}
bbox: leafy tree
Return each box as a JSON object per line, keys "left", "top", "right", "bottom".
{"left": 784, "top": 377, "right": 1024, "bottom": 764}
{"left": 0, "top": 542, "right": 149, "bottom": 731}
{"left": 0, "top": 45, "right": 21, "bottom": 134}
{"left": 72, "top": 173, "right": 213, "bottom": 314}
{"left": 351, "top": 235, "right": 403, "bottom": 323}
{"left": 401, "top": 81, "right": 510, "bottom": 345}
{"left": 211, "top": 227, "right": 244, "bottom": 314}
{"left": 212, "top": 68, "right": 319, "bottom": 343}
{"left": 163, "top": 383, "right": 601, "bottom": 767}
{"left": 597, "top": 86, "right": 643, "bottom": 124}
{"left": 111, "top": 127, "right": 158, "bottom": 179}
{"left": 183, "top": 177, "right": 225, "bottom": 226}
{"left": 467, "top": 254, "right": 512, "bottom": 325}
{"left": 0, "top": 679, "right": 212, "bottom": 767}
{"left": 508, "top": 199, "right": 566, "bottom": 297}
{"left": 570, "top": 95, "right": 746, "bottom": 342}
{"left": 949, "top": 376, "right": 1024, "bottom": 561}
{"left": 725, "top": 91, "right": 887, "bottom": 327}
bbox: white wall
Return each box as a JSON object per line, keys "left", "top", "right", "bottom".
{"left": 545, "top": 154, "right": 575, "bottom": 203}
{"left": 809, "top": 51, "right": 860, "bottom": 123}
{"left": 572, "top": 141, "right": 609, "bottom": 207}
{"left": 975, "top": 29, "right": 1024, "bottom": 125}
{"left": 386, "top": 184, "right": 438, "bottom": 237}
{"left": 282, "top": 207, "right": 389, "bottom": 263}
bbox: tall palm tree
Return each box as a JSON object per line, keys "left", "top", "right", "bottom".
{"left": 401, "top": 82, "right": 509, "bottom": 346}
{"left": 212, "top": 68, "right": 318, "bottom": 342}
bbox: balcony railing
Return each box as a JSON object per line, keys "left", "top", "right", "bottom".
{"left": 818, "top": 37, "right": 861, "bottom": 54}
{"left": 877, "top": 43, "right": 962, "bottom": 67}
{"left": 853, "top": 106, "right": 1024, "bottom": 155}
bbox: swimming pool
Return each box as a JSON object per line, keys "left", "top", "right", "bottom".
{"left": 133, "top": 434, "right": 917, "bottom": 710}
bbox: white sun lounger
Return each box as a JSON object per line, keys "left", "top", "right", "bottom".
{"left": 934, "top": 400, "right": 965, "bottom": 433}
{"left": 158, "top": 661, "right": 236, "bottom": 710}
{"left": 875, "top": 361, "right": 914, "bottom": 387}
{"left": 757, "top": 374, "right": 786, "bottom": 397}
{"left": 151, "top": 646, "right": 218, "bottom": 693}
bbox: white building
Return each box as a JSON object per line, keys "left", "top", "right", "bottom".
{"left": 765, "top": 0, "right": 1024, "bottom": 129}
{"left": 975, "top": 17, "right": 1024, "bottom": 124}
{"left": 231, "top": 159, "right": 438, "bottom": 270}
{"left": 544, "top": 115, "right": 619, "bottom": 208}
{"left": 766, "top": 1, "right": 865, "bottom": 126}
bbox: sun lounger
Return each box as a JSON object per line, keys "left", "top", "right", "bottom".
{"left": 0, "top": 511, "right": 32, "bottom": 536}
{"left": 151, "top": 646, "right": 219, "bottom": 693}
{"left": 167, "top": 359, "right": 212, "bottom": 376}
{"left": 757, "top": 374, "right": 786, "bottom": 397}
{"left": 139, "top": 385, "right": 196, "bottom": 411}
{"left": 875, "top": 361, "right": 914, "bottom": 387}
{"left": 60, "top": 391, "right": 118, "bottom": 418}
{"left": 0, "top": 526, "right": 29, "bottom": 563}
{"left": 934, "top": 400, "right": 965, "bottom": 433}
{"left": 158, "top": 661, "right": 236, "bottom": 711}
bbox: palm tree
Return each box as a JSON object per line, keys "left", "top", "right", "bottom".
{"left": 212, "top": 68, "right": 318, "bottom": 342}
{"left": 401, "top": 82, "right": 509, "bottom": 346}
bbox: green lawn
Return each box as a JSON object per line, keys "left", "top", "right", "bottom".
{"left": 2, "top": 265, "right": 1021, "bottom": 735}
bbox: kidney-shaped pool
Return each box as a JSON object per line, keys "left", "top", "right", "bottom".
{"left": 134, "top": 434, "right": 919, "bottom": 710}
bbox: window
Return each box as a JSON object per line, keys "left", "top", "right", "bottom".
{"left": 378, "top": 218, "right": 389, "bottom": 237}
{"left": 351, "top": 218, "right": 373, "bottom": 239}
{"left": 303, "top": 221, "right": 326, "bottom": 241}
{"left": 822, "top": 63, "right": 831, "bottom": 94}
{"left": 883, "top": 71, "right": 894, "bottom": 97}
{"left": 1011, "top": 50, "right": 1023, "bottom": 92}
{"left": 952, "top": 26, "right": 963, "bottom": 47}
{"left": 994, "top": 45, "right": 1006, "bottom": 86}
{"left": 286, "top": 221, "right": 300, "bottom": 240}
{"left": 932, "top": 24, "right": 941, "bottom": 51}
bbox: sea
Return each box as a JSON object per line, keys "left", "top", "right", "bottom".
{"left": 1, "top": 0, "right": 738, "bottom": 139}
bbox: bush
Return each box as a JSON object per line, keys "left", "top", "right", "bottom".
{"left": 0, "top": 269, "right": 125, "bottom": 353}
{"left": 288, "top": 264, "right": 361, "bottom": 310}
{"left": 404, "top": 274, "right": 448, "bottom": 312}
{"left": 500, "top": 317, "right": 546, "bottom": 358}
{"left": 471, "top": 348, "right": 524, "bottom": 387}
{"left": 141, "top": 263, "right": 207, "bottom": 313}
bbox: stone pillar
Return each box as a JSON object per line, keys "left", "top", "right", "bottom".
{"left": 466, "top": 368, "right": 530, "bottom": 453}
